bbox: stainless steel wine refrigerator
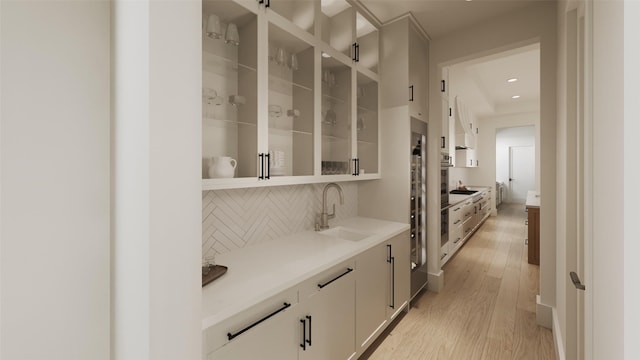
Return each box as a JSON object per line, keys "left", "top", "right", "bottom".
{"left": 410, "top": 118, "right": 428, "bottom": 299}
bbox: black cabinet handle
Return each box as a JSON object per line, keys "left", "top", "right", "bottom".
{"left": 454, "top": 220, "right": 461, "bottom": 225}
{"left": 476, "top": 159, "right": 479, "bottom": 167}
{"left": 449, "top": 107, "right": 452, "bottom": 116}
{"left": 355, "top": 43, "right": 360, "bottom": 62}
{"left": 387, "top": 244, "right": 392, "bottom": 263}
{"left": 352, "top": 43, "right": 357, "bottom": 61}
{"left": 306, "top": 315, "right": 312, "bottom": 346}
{"left": 441, "top": 80, "right": 446, "bottom": 92}
{"left": 454, "top": 237, "right": 461, "bottom": 244}
{"left": 300, "top": 318, "right": 306, "bottom": 350}
{"left": 352, "top": 158, "right": 357, "bottom": 176}
{"left": 265, "top": 0, "right": 270, "bottom": 7}
{"left": 318, "top": 268, "right": 353, "bottom": 289}
{"left": 441, "top": 136, "right": 445, "bottom": 149}
{"left": 258, "top": 0, "right": 264, "bottom": 4}
{"left": 228, "top": 302, "right": 291, "bottom": 341}
{"left": 258, "top": 153, "right": 265, "bottom": 179}
{"left": 409, "top": 85, "right": 414, "bottom": 102}
{"left": 441, "top": 252, "right": 447, "bottom": 260}
{"left": 390, "top": 256, "right": 395, "bottom": 309}
{"left": 265, "top": 153, "right": 271, "bottom": 179}
{"left": 356, "top": 158, "right": 360, "bottom": 176}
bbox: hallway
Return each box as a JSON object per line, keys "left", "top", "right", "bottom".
{"left": 362, "top": 204, "right": 555, "bottom": 360}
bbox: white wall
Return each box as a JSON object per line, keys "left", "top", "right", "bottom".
{"left": 1, "top": 2, "right": 110, "bottom": 359}
{"left": 429, "top": 4, "right": 556, "bottom": 318}
{"left": 496, "top": 125, "right": 536, "bottom": 203}
{"left": 111, "top": 1, "right": 201, "bottom": 359}
{"left": 624, "top": 2, "right": 640, "bottom": 359}
{"left": 591, "top": 0, "right": 624, "bottom": 358}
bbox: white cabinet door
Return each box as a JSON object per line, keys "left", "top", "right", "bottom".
{"left": 455, "top": 148, "right": 477, "bottom": 168}
{"left": 299, "top": 263, "right": 356, "bottom": 360}
{"left": 207, "top": 302, "right": 299, "bottom": 360}
{"left": 387, "top": 232, "right": 410, "bottom": 320}
{"left": 355, "top": 243, "right": 387, "bottom": 351}
{"left": 408, "top": 24, "right": 428, "bottom": 119}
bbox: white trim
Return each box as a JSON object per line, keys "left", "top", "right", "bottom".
{"left": 427, "top": 270, "right": 444, "bottom": 292}
{"left": 536, "top": 294, "right": 553, "bottom": 328}
{"left": 553, "top": 307, "right": 567, "bottom": 360}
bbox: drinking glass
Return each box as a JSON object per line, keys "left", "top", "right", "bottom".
{"left": 225, "top": 23, "right": 240, "bottom": 46}
{"left": 206, "top": 14, "right": 222, "bottom": 39}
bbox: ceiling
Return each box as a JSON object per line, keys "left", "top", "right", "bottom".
{"left": 449, "top": 44, "right": 540, "bottom": 118}
{"left": 357, "top": 0, "right": 539, "bottom": 39}
{"left": 356, "top": 0, "right": 541, "bottom": 118}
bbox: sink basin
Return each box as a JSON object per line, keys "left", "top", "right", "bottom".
{"left": 319, "top": 226, "right": 372, "bottom": 242}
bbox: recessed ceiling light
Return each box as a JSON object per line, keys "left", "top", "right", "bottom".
{"left": 321, "top": 52, "right": 331, "bottom": 58}
{"left": 465, "top": 0, "right": 472, "bottom": 2}
{"left": 511, "top": 95, "right": 521, "bottom": 99}
{"left": 507, "top": 77, "right": 518, "bottom": 83}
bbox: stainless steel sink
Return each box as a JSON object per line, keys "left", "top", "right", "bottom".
{"left": 319, "top": 226, "right": 372, "bottom": 241}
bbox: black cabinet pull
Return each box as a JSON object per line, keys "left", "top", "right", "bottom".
{"left": 441, "top": 252, "right": 447, "bottom": 260}
{"left": 265, "top": 0, "right": 270, "bottom": 7}
{"left": 476, "top": 159, "right": 479, "bottom": 167}
{"left": 258, "top": 0, "right": 264, "bottom": 4}
{"left": 265, "top": 153, "right": 271, "bottom": 179}
{"left": 317, "top": 268, "right": 353, "bottom": 289}
{"left": 409, "top": 85, "right": 414, "bottom": 102}
{"left": 390, "top": 256, "right": 395, "bottom": 309}
{"left": 228, "top": 302, "right": 291, "bottom": 341}
{"left": 355, "top": 43, "right": 360, "bottom": 62}
{"left": 454, "top": 219, "right": 461, "bottom": 225}
{"left": 441, "top": 136, "right": 445, "bottom": 149}
{"left": 352, "top": 43, "right": 357, "bottom": 61}
{"left": 355, "top": 158, "right": 360, "bottom": 176}
{"left": 387, "top": 244, "right": 392, "bottom": 263}
{"left": 441, "top": 80, "right": 446, "bottom": 92}
{"left": 306, "top": 315, "right": 312, "bottom": 346}
{"left": 258, "top": 153, "right": 265, "bottom": 179}
{"left": 300, "top": 318, "right": 306, "bottom": 350}
{"left": 449, "top": 107, "right": 452, "bottom": 116}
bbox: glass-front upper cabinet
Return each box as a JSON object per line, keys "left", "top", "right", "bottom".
{"left": 202, "top": 0, "right": 258, "bottom": 180}
{"left": 268, "top": 0, "right": 315, "bottom": 34}
{"left": 356, "top": 72, "right": 378, "bottom": 175}
{"left": 321, "top": 54, "right": 352, "bottom": 175}
{"left": 268, "top": 23, "right": 315, "bottom": 177}
{"left": 320, "top": 0, "right": 354, "bottom": 59}
{"left": 355, "top": 12, "right": 378, "bottom": 73}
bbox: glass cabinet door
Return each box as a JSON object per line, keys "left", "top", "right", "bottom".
{"left": 268, "top": 0, "right": 315, "bottom": 34}
{"left": 202, "top": 1, "right": 258, "bottom": 180}
{"left": 321, "top": 55, "right": 352, "bottom": 175}
{"left": 356, "top": 12, "right": 378, "bottom": 73}
{"left": 268, "top": 23, "right": 315, "bottom": 177}
{"left": 320, "top": 0, "right": 354, "bottom": 59}
{"left": 356, "top": 72, "right": 378, "bottom": 174}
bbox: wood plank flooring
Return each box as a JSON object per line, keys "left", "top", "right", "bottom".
{"left": 360, "top": 203, "right": 555, "bottom": 360}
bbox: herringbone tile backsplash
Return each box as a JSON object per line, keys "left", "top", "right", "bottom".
{"left": 202, "top": 183, "right": 358, "bottom": 259}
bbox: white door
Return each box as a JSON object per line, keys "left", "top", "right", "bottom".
{"left": 508, "top": 146, "right": 535, "bottom": 203}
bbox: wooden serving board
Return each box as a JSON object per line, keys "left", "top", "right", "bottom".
{"left": 202, "top": 265, "right": 228, "bottom": 287}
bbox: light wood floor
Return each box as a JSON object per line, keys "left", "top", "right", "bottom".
{"left": 361, "top": 203, "right": 555, "bottom": 360}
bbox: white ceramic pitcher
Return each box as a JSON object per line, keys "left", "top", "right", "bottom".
{"left": 208, "top": 156, "right": 237, "bottom": 178}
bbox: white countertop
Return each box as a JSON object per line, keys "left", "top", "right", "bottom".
{"left": 526, "top": 190, "right": 540, "bottom": 208}
{"left": 446, "top": 186, "right": 492, "bottom": 209}
{"left": 202, "top": 216, "right": 409, "bottom": 330}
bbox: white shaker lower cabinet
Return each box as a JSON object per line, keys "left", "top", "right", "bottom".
{"left": 299, "top": 260, "right": 356, "bottom": 360}
{"left": 355, "top": 244, "right": 388, "bottom": 352}
{"left": 386, "top": 232, "right": 410, "bottom": 321}
{"left": 205, "top": 288, "right": 299, "bottom": 360}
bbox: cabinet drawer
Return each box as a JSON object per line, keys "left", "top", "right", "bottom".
{"left": 449, "top": 204, "right": 463, "bottom": 226}
{"left": 299, "top": 259, "right": 356, "bottom": 300}
{"left": 203, "top": 286, "right": 299, "bottom": 355}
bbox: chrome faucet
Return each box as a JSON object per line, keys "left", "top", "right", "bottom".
{"left": 318, "top": 183, "right": 344, "bottom": 230}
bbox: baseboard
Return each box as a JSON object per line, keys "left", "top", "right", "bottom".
{"left": 427, "top": 270, "right": 444, "bottom": 292}
{"left": 536, "top": 295, "right": 552, "bottom": 328}
{"left": 552, "top": 307, "right": 566, "bottom": 360}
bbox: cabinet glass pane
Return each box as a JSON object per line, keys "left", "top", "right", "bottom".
{"left": 320, "top": 0, "right": 354, "bottom": 58}
{"left": 356, "top": 12, "right": 378, "bottom": 73}
{"left": 202, "top": 1, "right": 258, "bottom": 180}
{"left": 321, "top": 56, "right": 352, "bottom": 175}
{"left": 268, "top": 24, "right": 315, "bottom": 176}
{"left": 269, "top": 0, "right": 315, "bottom": 34}
{"left": 357, "top": 72, "right": 378, "bottom": 174}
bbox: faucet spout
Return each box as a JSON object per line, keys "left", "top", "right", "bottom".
{"left": 318, "top": 183, "right": 344, "bottom": 230}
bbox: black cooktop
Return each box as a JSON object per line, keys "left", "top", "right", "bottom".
{"left": 450, "top": 189, "right": 478, "bottom": 195}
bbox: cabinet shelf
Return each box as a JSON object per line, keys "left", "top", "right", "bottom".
{"left": 322, "top": 94, "right": 346, "bottom": 104}
{"left": 268, "top": 75, "right": 313, "bottom": 93}
{"left": 203, "top": 118, "right": 257, "bottom": 127}
{"left": 203, "top": 51, "right": 257, "bottom": 73}
{"left": 268, "top": 127, "right": 313, "bottom": 137}
{"left": 357, "top": 105, "right": 377, "bottom": 114}
{"left": 357, "top": 139, "right": 378, "bottom": 146}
